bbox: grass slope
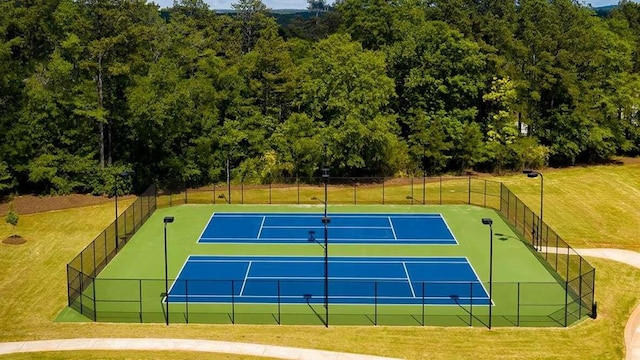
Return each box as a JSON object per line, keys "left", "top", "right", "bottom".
{"left": 0, "top": 161, "right": 638, "bottom": 359}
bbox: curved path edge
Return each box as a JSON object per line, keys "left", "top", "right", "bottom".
{"left": 574, "top": 248, "right": 640, "bottom": 360}
{"left": 0, "top": 338, "right": 402, "bottom": 360}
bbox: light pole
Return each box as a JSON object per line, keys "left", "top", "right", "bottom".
{"left": 523, "top": 170, "right": 543, "bottom": 250}
{"left": 114, "top": 170, "right": 134, "bottom": 251}
{"left": 481, "top": 217, "right": 494, "bottom": 329}
{"left": 163, "top": 216, "right": 174, "bottom": 326}
{"left": 321, "top": 142, "right": 330, "bottom": 327}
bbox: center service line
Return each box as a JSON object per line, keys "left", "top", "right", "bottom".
{"left": 402, "top": 262, "right": 416, "bottom": 298}
{"left": 256, "top": 216, "right": 266, "bottom": 239}
{"left": 388, "top": 216, "right": 398, "bottom": 240}
{"left": 239, "top": 261, "right": 253, "bottom": 297}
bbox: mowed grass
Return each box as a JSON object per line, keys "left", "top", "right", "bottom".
{"left": 0, "top": 161, "right": 638, "bottom": 359}
{"left": 499, "top": 160, "right": 640, "bottom": 251}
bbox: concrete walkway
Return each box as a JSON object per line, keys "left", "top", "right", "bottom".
{"left": 0, "top": 338, "right": 402, "bottom": 360}
{"left": 573, "top": 248, "right": 640, "bottom": 360}
{"left": 0, "top": 248, "right": 637, "bottom": 359}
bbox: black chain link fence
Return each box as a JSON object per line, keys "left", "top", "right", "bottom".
{"left": 67, "top": 177, "right": 595, "bottom": 326}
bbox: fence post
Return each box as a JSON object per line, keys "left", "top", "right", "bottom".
{"left": 78, "top": 274, "right": 85, "bottom": 315}
{"left": 422, "top": 175, "right": 426, "bottom": 204}
{"left": 374, "top": 281, "right": 378, "bottom": 326}
{"left": 297, "top": 177, "right": 300, "bottom": 205}
{"left": 104, "top": 231, "right": 108, "bottom": 262}
{"left": 231, "top": 280, "right": 235, "bottom": 324}
{"left": 139, "top": 279, "right": 143, "bottom": 323}
{"left": 578, "top": 261, "right": 583, "bottom": 319}
{"left": 410, "top": 177, "right": 414, "bottom": 205}
{"left": 517, "top": 282, "right": 520, "bottom": 327}
{"left": 564, "top": 280, "right": 569, "bottom": 327}
{"left": 421, "top": 282, "right": 425, "bottom": 326}
{"left": 241, "top": 180, "right": 244, "bottom": 204}
{"left": 269, "top": 181, "right": 272, "bottom": 204}
{"left": 67, "top": 265, "right": 72, "bottom": 306}
{"left": 353, "top": 179, "right": 356, "bottom": 205}
{"left": 92, "top": 242, "right": 96, "bottom": 276}
{"left": 213, "top": 184, "right": 216, "bottom": 204}
{"left": 468, "top": 176, "right": 471, "bottom": 204}
{"left": 499, "top": 183, "right": 503, "bottom": 212}
{"left": 92, "top": 278, "right": 97, "bottom": 321}
{"left": 469, "top": 282, "right": 473, "bottom": 327}
{"left": 483, "top": 180, "right": 487, "bottom": 207}
{"left": 382, "top": 178, "right": 385, "bottom": 205}
{"left": 439, "top": 176, "right": 442, "bottom": 204}
{"left": 185, "top": 280, "right": 189, "bottom": 324}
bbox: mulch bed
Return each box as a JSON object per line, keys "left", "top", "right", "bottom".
{"left": 0, "top": 194, "right": 134, "bottom": 215}
{"left": 2, "top": 235, "right": 26, "bottom": 245}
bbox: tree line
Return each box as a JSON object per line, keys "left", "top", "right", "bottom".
{"left": 0, "top": 0, "right": 639, "bottom": 195}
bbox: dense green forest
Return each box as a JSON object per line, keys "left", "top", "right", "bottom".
{"left": 1, "top": 0, "right": 639, "bottom": 194}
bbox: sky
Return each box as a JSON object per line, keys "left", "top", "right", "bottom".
{"left": 149, "top": 0, "right": 621, "bottom": 10}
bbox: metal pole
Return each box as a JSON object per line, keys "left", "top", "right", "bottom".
{"left": 164, "top": 222, "right": 169, "bottom": 326}
{"left": 489, "top": 223, "right": 493, "bottom": 329}
{"left": 227, "top": 155, "right": 231, "bottom": 204}
{"left": 539, "top": 173, "right": 544, "bottom": 252}
{"left": 114, "top": 175, "right": 119, "bottom": 251}
{"left": 322, "top": 142, "right": 329, "bottom": 327}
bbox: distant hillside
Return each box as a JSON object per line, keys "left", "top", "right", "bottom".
{"left": 593, "top": 4, "right": 617, "bottom": 16}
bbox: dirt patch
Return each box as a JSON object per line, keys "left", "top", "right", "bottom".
{"left": 0, "top": 194, "right": 129, "bottom": 215}
{"left": 2, "top": 235, "right": 26, "bottom": 245}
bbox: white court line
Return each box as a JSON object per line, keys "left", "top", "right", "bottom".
{"left": 164, "top": 257, "right": 193, "bottom": 303}
{"left": 247, "top": 276, "right": 408, "bottom": 281}
{"left": 239, "top": 261, "right": 253, "bottom": 296}
{"left": 438, "top": 214, "right": 460, "bottom": 245}
{"left": 196, "top": 212, "right": 217, "bottom": 242}
{"left": 387, "top": 217, "right": 398, "bottom": 240}
{"left": 262, "top": 225, "right": 391, "bottom": 229}
{"left": 256, "top": 216, "right": 266, "bottom": 239}
{"left": 464, "top": 256, "right": 493, "bottom": 306}
{"left": 402, "top": 262, "right": 416, "bottom": 297}
{"left": 188, "top": 258, "right": 469, "bottom": 264}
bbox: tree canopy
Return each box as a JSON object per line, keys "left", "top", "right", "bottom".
{"left": 0, "top": 0, "right": 639, "bottom": 194}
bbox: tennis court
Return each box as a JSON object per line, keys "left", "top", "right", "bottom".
{"left": 198, "top": 212, "right": 457, "bottom": 244}
{"left": 166, "top": 255, "right": 490, "bottom": 306}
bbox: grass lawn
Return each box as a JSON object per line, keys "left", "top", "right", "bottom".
{"left": 0, "top": 161, "right": 639, "bottom": 359}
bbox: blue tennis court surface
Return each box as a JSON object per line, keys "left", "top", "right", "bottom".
{"left": 167, "top": 256, "right": 490, "bottom": 306}
{"left": 198, "top": 212, "right": 457, "bottom": 245}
